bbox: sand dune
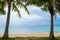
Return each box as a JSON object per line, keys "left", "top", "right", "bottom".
{"left": 0, "top": 32, "right": 60, "bottom": 37}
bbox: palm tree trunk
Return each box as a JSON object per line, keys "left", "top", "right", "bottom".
{"left": 48, "top": 5, "right": 54, "bottom": 39}
{"left": 3, "top": 1, "right": 11, "bottom": 38}
{"left": 49, "top": 14, "right": 54, "bottom": 39}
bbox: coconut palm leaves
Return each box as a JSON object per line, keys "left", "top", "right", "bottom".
{"left": 12, "top": 2, "right": 21, "bottom": 17}
{"left": 0, "top": 1, "right": 6, "bottom": 15}
{"left": 16, "top": 0, "right": 30, "bottom": 15}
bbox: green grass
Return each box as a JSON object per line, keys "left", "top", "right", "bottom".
{"left": 0, "top": 37, "right": 60, "bottom": 40}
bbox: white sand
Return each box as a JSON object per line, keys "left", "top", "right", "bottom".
{"left": 0, "top": 32, "right": 60, "bottom": 37}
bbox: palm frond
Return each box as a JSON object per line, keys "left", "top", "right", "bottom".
{"left": 41, "top": 4, "right": 49, "bottom": 12}
{"left": 12, "top": 2, "right": 21, "bottom": 18}
{"left": 16, "top": 0, "right": 30, "bottom": 15}
{"left": 54, "top": 4, "right": 60, "bottom": 14}
{"left": 0, "top": 0, "right": 6, "bottom": 10}
{"left": 0, "top": 8, "right": 6, "bottom": 15}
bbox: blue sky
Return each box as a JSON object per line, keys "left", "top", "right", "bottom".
{"left": 0, "top": 5, "right": 60, "bottom": 34}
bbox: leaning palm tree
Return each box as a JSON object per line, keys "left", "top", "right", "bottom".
{"left": 3, "top": 0, "right": 30, "bottom": 38}
{"left": 22, "top": 0, "right": 60, "bottom": 39}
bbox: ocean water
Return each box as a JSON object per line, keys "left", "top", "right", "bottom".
{"left": 0, "top": 24, "right": 60, "bottom": 34}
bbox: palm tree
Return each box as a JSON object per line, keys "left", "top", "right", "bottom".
{"left": 3, "top": 0, "right": 30, "bottom": 38}
{"left": 39, "top": 0, "right": 60, "bottom": 39}
{"left": 22, "top": 0, "right": 60, "bottom": 39}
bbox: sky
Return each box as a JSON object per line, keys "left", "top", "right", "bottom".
{"left": 0, "top": 5, "right": 60, "bottom": 34}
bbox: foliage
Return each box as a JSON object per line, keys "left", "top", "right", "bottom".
{"left": 0, "top": 37, "right": 60, "bottom": 40}
{"left": 0, "top": 0, "right": 6, "bottom": 15}
{"left": 0, "top": 0, "right": 30, "bottom": 17}
{"left": 22, "top": 0, "right": 60, "bottom": 14}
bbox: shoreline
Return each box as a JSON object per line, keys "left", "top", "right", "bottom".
{"left": 0, "top": 32, "right": 60, "bottom": 37}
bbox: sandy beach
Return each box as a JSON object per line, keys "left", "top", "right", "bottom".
{"left": 0, "top": 32, "right": 60, "bottom": 37}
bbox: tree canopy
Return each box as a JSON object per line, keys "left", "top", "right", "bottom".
{"left": 0, "top": 0, "right": 30, "bottom": 17}
{"left": 22, "top": 0, "right": 60, "bottom": 15}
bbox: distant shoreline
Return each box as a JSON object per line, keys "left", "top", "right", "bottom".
{"left": 0, "top": 32, "right": 60, "bottom": 37}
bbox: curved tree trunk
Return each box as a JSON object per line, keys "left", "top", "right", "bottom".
{"left": 3, "top": 0, "right": 11, "bottom": 38}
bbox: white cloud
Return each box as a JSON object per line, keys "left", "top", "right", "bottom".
{"left": 56, "top": 14, "right": 60, "bottom": 18}
{"left": 10, "top": 6, "right": 43, "bottom": 22}
{"left": 22, "top": 14, "right": 43, "bottom": 21}
{"left": 27, "top": 5, "right": 41, "bottom": 11}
